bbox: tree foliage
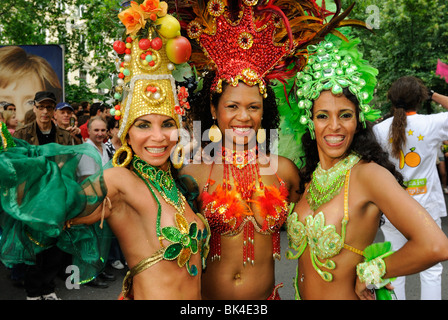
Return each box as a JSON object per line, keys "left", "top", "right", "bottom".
{"left": 342, "top": 0, "right": 448, "bottom": 114}
{"left": 0, "top": 0, "right": 122, "bottom": 103}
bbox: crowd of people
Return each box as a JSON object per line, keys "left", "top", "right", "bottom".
{"left": 0, "top": 93, "right": 127, "bottom": 299}
{"left": 1, "top": 0, "right": 448, "bottom": 301}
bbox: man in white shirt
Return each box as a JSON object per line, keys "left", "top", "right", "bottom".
{"left": 77, "top": 116, "right": 110, "bottom": 181}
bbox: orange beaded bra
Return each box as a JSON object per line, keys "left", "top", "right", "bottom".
{"left": 199, "top": 148, "right": 289, "bottom": 266}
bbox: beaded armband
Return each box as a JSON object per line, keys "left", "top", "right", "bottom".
{"left": 356, "top": 244, "right": 394, "bottom": 286}
{"left": 356, "top": 256, "right": 387, "bottom": 285}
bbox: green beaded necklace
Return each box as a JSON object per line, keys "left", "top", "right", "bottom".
{"left": 132, "top": 155, "right": 185, "bottom": 216}
{"left": 306, "top": 152, "right": 361, "bottom": 211}
{"left": 132, "top": 156, "right": 201, "bottom": 276}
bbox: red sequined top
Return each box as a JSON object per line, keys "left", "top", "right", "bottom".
{"left": 198, "top": 163, "right": 289, "bottom": 264}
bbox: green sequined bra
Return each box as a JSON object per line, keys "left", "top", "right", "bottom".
{"left": 286, "top": 154, "right": 364, "bottom": 291}
{"left": 121, "top": 156, "right": 211, "bottom": 299}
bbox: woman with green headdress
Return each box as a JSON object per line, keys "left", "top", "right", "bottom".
{"left": 284, "top": 38, "right": 448, "bottom": 300}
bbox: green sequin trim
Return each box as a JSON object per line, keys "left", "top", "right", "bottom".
{"left": 295, "top": 40, "right": 381, "bottom": 139}
{"left": 0, "top": 122, "right": 16, "bottom": 151}
{"left": 162, "top": 213, "right": 199, "bottom": 276}
{"left": 306, "top": 153, "right": 360, "bottom": 211}
{"left": 133, "top": 156, "right": 183, "bottom": 210}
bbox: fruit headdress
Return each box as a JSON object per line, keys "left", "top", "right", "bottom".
{"left": 110, "top": 0, "right": 193, "bottom": 166}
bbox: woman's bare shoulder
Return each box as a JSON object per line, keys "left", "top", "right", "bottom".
{"left": 274, "top": 155, "right": 300, "bottom": 180}
{"left": 180, "top": 161, "right": 209, "bottom": 175}
{"left": 103, "top": 167, "right": 138, "bottom": 192}
{"left": 353, "top": 161, "right": 395, "bottom": 184}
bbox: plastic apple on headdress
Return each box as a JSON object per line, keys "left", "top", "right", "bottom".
{"left": 166, "top": 36, "right": 192, "bottom": 64}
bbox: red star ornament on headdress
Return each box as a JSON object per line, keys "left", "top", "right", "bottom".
{"left": 197, "top": 1, "right": 290, "bottom": 97}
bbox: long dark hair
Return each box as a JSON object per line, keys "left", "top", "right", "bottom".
{"left": 299, "top": 88, "right": 404, "bottom": 194}
{"left": 387, "top": 76, "right": 428, "bottom": 159}
{"left": 186, "top": 70, "right": 280, "bottom": 155}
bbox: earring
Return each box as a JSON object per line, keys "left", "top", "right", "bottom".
{"left": 208, "top": 118, "right": 222, "bottom": 143}
{"left": 257, "top": 127, "right": 266, "bottom": 144}
{"left": 112, "top": 145, "right": 133, "bottom": 167}
{"left": 171, "top": 144, "right": 185, "bottom": 169}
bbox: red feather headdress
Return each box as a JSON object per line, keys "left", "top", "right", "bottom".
{"left": 173, "top": 0, "right": 366, "bottom": 97}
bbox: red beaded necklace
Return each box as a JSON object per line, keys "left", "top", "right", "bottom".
{"left": 222, "top": 146, "right": 263, "bottom": 265}
{"left": 201, "top": 147, "right": 288, "bottom": 266}
{"left": 222, "top": 146, "right": 263, "bottom": 200}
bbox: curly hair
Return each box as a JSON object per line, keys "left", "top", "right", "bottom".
{"left": 299, "top": 88, "right": 404, "bottom": 194}
{"left": 186, "top": 70, "right": 280, "bottom": 154}
{"left": 387, "top": 76, "right": 428, "bottom": 159}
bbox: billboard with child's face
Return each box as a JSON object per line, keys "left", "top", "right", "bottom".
{"left": 0, "top": 45, "right": 64, "bottom": 122}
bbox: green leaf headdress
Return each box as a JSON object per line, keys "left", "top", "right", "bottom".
{"left": 296, "top": 37, "right": 381, "bottom": 139}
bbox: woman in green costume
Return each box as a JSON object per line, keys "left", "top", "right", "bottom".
{"left": 62, "top": 1, "right": 211, "bottom": 299}
{"left": 0, "top": 1, "right": 210, "bottom": 300}
{"left": 284, "top": 38, "right": 448, "bottom": 300}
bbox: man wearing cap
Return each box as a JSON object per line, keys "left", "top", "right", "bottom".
{"left": 13, "top": 91, "right": 74, "bottom": 300}
{"left": 13, "top": 91, "right": 73, "bottom": 145}
{"left": 53, "top": 102, "right": 82, "bottom": 145}
{"left": 1, "top": 102, "right": 16, "bottom": 112}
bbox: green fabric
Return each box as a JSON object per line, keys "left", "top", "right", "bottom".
{"left": 0, "top": 138, "right": 111, "bottom": 283}
{"left": 177, "top": 174, "right": 200, "bottom": 213}
{"left": 0, "top": 122, "right": 15, "bottom": 151}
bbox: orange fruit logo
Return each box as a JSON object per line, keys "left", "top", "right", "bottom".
{"left": 400, "top": 147, "right": 421, "bottom": 169}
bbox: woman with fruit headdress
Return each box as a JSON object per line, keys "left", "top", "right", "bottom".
{"left": 284, "top": 38, "right": 448, "bottom": 300}
{"left": 0, "top": 0, "right": 210, "bottom": 300}
{"left": 176, "top": 0, "right": 368, "bottom": 299}
{"left": 372, "top": 76, "right": 448, "bottom": 300}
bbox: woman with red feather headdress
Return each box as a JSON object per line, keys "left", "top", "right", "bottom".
{"left": 177, "top": 0, "right": 364, "bottom": 299}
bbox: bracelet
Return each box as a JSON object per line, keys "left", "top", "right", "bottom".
{"left": 357, "top": 257, "right": 386, "bottom": 285}
{"left": 428, "top": 89, "right": 435, "bottom": 101}
{"left": 356, "top": 251, "right": 394, "bottom": 285}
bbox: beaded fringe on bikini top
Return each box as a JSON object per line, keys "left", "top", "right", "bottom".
{"left": 202, "top": 147, "right": 289, "bottom": 266}
{"left": 306, "top": 152, "right": 361, "bottom": 211}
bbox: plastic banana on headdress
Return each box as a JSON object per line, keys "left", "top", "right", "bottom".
{"left": 174, "top": 0, "right": 368, "bottom": 98}
{"left": 110, "top": 0, "right": 193, "bottom": 167}
{"left": 295, "top": 37, "right": 381, "bottom": 139}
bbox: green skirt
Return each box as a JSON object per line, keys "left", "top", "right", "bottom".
{"left": 0, "top": 138, "right": 112, "bottom": 283}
